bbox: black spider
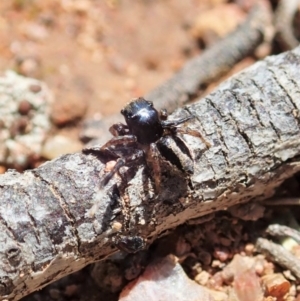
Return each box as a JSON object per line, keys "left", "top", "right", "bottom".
{"left": 87, "top": 97, "right": 209, "bottom": 192}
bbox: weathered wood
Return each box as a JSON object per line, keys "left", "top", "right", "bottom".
{"left": 256, "top": 238, "right": 300, "bottom": 279}
{"left": 2, "top": 47, "right": 300, "bottom": 301}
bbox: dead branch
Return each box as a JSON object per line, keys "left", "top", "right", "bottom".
{"left": 256, "top": 238, "right": 300, "bottom": 279}
{"left": 274, "top": 0, "right": 300, "bottom": 50}
{"left": 2, "top": 46, "right": 300, "bottom": 300}
{"left": 266, "top": 224, "right": 300, "bottom": 244}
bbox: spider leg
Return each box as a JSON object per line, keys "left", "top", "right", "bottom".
{"left": 84, "top": 135, "right": 143, "bottom": 187}
{"left": 97, "top": 135, "right": 137, "bottom": 159}
{"left": 109, "top": 122, "right": 130, "bottom": 137}
{"left": 157, "top": 136, "right": 194, "bottom": 175}
{"left": 144, "top": 143, "right": 161, "bottom": 193}
{"left": 172, "top": 133, "right": 193, "bottom": 160}
{"left": 101, "top": 148, "right": 144, "bottom": 187}
{"left": 160, "top": 109, "right": 168, "bottom": 120}
{"left": 161, "top": 115, "right": 194, "bottom": 128}
{"left": 84, "top": 135, "right": 137, "bottom": 155}
{"left": 101, "top": 157, "right": 126, "bottom": 186}
{"left": 176, "top": 127, "right": 211, "bottom": 148}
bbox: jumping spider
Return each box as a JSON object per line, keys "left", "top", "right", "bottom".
{"left": 89, "top": 97, "right": 209, "bottom": 192}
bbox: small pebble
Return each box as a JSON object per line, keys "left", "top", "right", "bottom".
{"left": 18, "top": 100, "right": 32, "bottom": 115}
{"left": 41, "top": 135, "right": 82, "bottom": 160}
{"left": 64, "top": 284, "right": 79, "bottom": 297}
{"left": 0, "top": 166, "right": 6, "bottom": 174}
{"left": 213, "top": 247, "right": 230, "bottom": 262}
{"left": 175, "top": 237, "right": 191, "bottom": 257}
{"left": 49, "top": 288, "right": 62, "bottom": 299}
{"left": 262, "top": 273, "right": 291, "bottom": 299}
{"left": 29, "top": 84, "right": 42, "bottom": 93}
{"left": 244, "top": 243, "right": 255, "bottom": 255}
{"left": 195, "top": 270, "right": 210, "bottom": 286}
{"left": 211, "top": 260, "right": 224, "bottom": 268}
{"left": 220, "top": 236, "right": 231, "bottom": 247}
{"left": 18, "top": 57, "right": 41, "bottom": 78}
{"left": 198, "top": 250, "right": 212, "bottom": 266}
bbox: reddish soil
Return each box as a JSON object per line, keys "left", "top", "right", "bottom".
{"left": 0, "top": 0, "right": 226, "bottom": 122}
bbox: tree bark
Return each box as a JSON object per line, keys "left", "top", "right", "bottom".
{"left": 2, "top": 47, "right": 300, "bottom": 301}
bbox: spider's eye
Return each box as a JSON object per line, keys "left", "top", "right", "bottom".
{"left": 121, "top": 108, "right": 132, "bottom": 118}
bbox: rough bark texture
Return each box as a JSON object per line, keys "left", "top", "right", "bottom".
{"left": 2, "top": 47, "right": 300, "bottom": 301}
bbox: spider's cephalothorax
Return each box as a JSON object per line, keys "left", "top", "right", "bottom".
{"left": 121, "top": 99, "right": 163, "bottom": 145}
{"left": 91, "top": 97, "right": 209, "bottom": 191}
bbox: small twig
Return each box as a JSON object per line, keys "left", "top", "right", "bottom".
{"left": 256, "top": 238, "right": 300, "bottom": 279}
{"left": 261, "top": 197, "right": 300, "bottom": 206}
{"left": 274, "top": 0, "right": 300, "bottom": 50}
{"left": 266, "top": 224, "right": 300, "bottom": 244}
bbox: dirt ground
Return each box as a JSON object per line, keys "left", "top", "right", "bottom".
{"left": 0, "top": 0, "right": 247, "bottom": 126}
{"left": 3, "top": 1, "right": 300, "bottom": 301}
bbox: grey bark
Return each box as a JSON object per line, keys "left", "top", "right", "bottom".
{"left": 256, "top": 238, "right": 300, "bottom": 279}
{"left": 2, "top": 47, "right": 300, "bottom": 301}
{"left": 266, "top": 224, "right": 300, "bottom": 244}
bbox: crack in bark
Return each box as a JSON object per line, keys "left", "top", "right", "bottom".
{"left": 225, "top": 90, "right": 256, "bottom": 156}
{"left": 20, "top": 188, "right": 44, "bottom": 249}
{"left": 268, "top": 66, "right": 299, "bottom": 124}
{"left": 250, "top": 77, "right": 282, "bottom": 139}
{"left": 285, "top": 72, "right": 300, "bottom": 94}
{"left": 235, "top": 78, "right": 266, "bottom": 129}
{"left": 0, "top": 216, "right": 18, "bottom": 245}
{"left": 31, "top": 171, "right": 81, "bottom": 255}
{"left": 205, "top": 97, "right": 231, "bottom": 168}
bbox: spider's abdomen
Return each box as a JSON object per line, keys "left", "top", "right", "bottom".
{"left": 121, "top": 98, "right": 163, "bottom": 145}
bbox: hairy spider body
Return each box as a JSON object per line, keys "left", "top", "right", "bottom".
{"left": 121, "top": 99, "right": 163, "bottom": 145}
{"left": 89, "top": 97, "right": 209, "bottom": 191}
